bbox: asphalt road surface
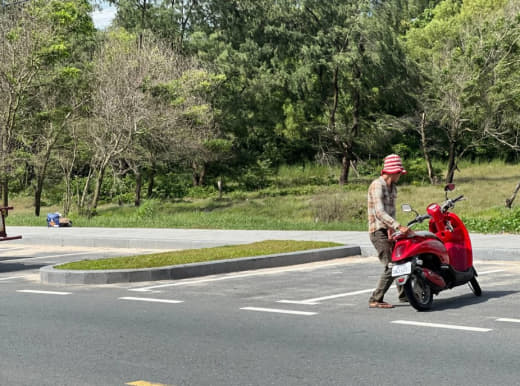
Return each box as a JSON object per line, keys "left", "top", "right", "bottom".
{"left": 1, "top": 245, "right": 519, "bottom": 386}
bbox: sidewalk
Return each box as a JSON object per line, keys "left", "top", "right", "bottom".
{"left": 9, "top": 226, "right": 520, "bottom": 260}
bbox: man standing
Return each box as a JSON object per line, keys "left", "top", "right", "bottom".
{"left": 367, "top": 154, "right": 409, "bottom": 309}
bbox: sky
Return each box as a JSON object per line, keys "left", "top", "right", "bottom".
{"left": 91, "top": 1, "right": 117, "bottom": 30}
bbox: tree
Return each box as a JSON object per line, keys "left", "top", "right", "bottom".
{"left": 0, "top": 2, "right": 55, "bottom": 207}
{"left": 21, "top": 0, "right": 96, "bottom": 216}
{"left": 87, "top": 29, "right": 150, "bottom": 213}
{"left": 405, "top": 0, "right": 517, "bottom": 183}
{"left": 293, "top": 0, "right": 419, "bottom": 183}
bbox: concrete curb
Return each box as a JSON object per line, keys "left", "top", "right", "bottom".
{"left": 40, "top": 245, "right": 361, "bottom": 285}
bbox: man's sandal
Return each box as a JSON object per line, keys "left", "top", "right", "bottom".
{"left": 369, "top": 301, "right": 394, "bottom": 309}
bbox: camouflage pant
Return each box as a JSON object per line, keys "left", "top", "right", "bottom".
{"left": 368, "top": 229, "right": 406, "bottom": 303}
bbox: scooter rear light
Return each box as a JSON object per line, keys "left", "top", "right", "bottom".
{"left": 397, "top": 276, "right": 408, "bottom": 284}
{"left": 394, "top": 245, "right": 405, "bottom": 258}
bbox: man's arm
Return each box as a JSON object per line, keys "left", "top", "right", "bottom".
{"left": 372, "top": 182, "right": 401, "bottom": 231}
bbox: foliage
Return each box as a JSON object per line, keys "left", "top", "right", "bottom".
{"left": 3, "top": 0, "right": 520, "bottom": 222}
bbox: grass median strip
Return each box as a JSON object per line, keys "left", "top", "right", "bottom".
{"left": 55, "top": 240, "right": 342, "bottom": 270}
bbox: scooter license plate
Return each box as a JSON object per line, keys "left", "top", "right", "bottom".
{"left": 392, "top": 262, "right": 412, "bottom": 277}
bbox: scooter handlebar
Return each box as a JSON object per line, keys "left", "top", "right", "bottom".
{"left": 406, "top": 214, "right": 431, "bottom": 227}
{"left": 453, "top": 195, "right": 464, "bottom": 202}
{"left": 441, "top": 195, "right": 465, "bottom": 212}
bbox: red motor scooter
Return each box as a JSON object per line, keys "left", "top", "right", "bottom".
{"left": 390, "top": 184, "right": 481, "bottom": 311}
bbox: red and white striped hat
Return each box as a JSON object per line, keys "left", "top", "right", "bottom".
{"left": 381, "top": 154, "right": 407, "bottom": 175}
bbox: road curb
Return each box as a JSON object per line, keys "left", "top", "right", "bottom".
{"left": 40, "top": 245, "right": 361, "bottom": 285}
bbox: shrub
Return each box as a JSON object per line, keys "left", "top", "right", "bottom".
{"left": 311, "top": 193, "right": 366, "bottom": 223}
{"left": 239, "top": 160, "right": 273, "bottom": 190}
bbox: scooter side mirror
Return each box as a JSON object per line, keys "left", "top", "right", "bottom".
{"left": 401, "top": 204, "right": 412, "bottom": 212}
{"left": 444, "top": 183, "right": 455, "bottom": 192}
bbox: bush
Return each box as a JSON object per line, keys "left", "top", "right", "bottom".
{"left": 239, "top": 160, "right": 273, "bottom": 190}
{"left": 311, "top": 193, "right": 366, "bottom": 223}
{"left": 187, "top": 185, "right": 218, "bottom": 199}
{"left": 153, "top": 172, "right": 191, "bottom": 198}
{"left": 135, "top": 199, "right": 161, "bottom": 220}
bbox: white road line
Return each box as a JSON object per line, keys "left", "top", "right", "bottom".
{"left": 241, "top": 307, "right": 317, "bottom": 316}
{"left": 392, "top": 320, "right": 492, "bottom": 332}
{"left": 2, "top": 251, "right": 96, "bottom": 262}
{"left": 0, "top": 247, "right": 26, "bottom": 253}
{"left": 17, "top": 290, "right": 71, "bottom": 295}
{"left": 119, "top": 297, "right": 184, "bottom": 304}
{"left": 278, "top": 288, "right": 375, "bottom": 305}
{"left": 0, "top": 276, "right": 25, "bottom": 281}
{"left": 130, "top": 266, "right": 317, "bottom": 292}
{"left": 478, "top": 269, "right": 505, "bottom": 275}
{"left": 496, "top": 318, "right": 520, "bottom": 323}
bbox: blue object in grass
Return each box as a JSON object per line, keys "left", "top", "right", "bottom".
{"left": 47, "top": 213, "right": 60, "bottom": 228}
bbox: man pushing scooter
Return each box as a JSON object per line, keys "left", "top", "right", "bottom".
{"left": 367, "top": 154, "right": 410, "bottom": 309}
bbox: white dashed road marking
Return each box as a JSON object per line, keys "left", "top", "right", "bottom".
{"left": 278, "top": 288, "right": 375, "bottom": 305}
{"left": 496, "top": 318, "right": 520, "bottom": 323}
{"left": 0, "top": 276, "right": 25, "bottom": 281}
{"left": 479, "top": 270, "right": 506, "bottom": 275}
{"left": 392, "top": 320, "right": 492, "bottom": 332}
{"left": 241, "top": 307, "right": 317, "bottom": 316}
{"left": 4, "top": 251, "right": 96, "bottom": 262}
{"left": 17, "top": 290, "right": 72, "bottom": 295}
{"left": 129, "top": 265, "right": 328, "bottom": 292}
{"left": 119, "top": 297, "right": 184, "bottom": 304}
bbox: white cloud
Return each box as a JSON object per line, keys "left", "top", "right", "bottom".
{"left": 92, "top": 5, "right": 117, "bottom": 30}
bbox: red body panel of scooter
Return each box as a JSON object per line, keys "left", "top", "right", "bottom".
{"left": 392, "top": 232, "right": 449, "bottom": 264}
{"left": 430, "top": 212, "right": 473, "bottom": 272}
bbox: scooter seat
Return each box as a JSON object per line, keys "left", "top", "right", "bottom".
{"left": 414, "top": 230, "right": 441, "bottom": 240}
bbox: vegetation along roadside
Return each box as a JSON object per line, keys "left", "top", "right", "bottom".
{"left": 8, "top": 161, "right": 520, "bottom": 234}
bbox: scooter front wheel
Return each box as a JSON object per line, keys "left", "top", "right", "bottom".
{"left": 404, "top": 272, "right": 433, "bottom": 311}
{"left": 469, "top": 277, "right": 482, "bottom": 296}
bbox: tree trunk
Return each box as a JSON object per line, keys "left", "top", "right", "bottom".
{"left": 135, "top": 170, "right": 142, "bottom": 207}
{"left": 217, "top": 178, "right": 223, "bottom": 199}
{"left": 191, "top": 161, "right": 206, "bottom": 186}
{"left": 91, "top": 165, "right": 107, "bottom": 212}
{"left": 329, "top": 66, "right": 339, "bottom": 130}
{"left": 34, "top": 147, "right": 54, "bottom": 216}
{"left": 419, "top": 112, "right": 435, "bottom": 184}
{"left": 34, "top": 176, "right": 44, "bottom": 217}
{"left": 147, "top": 167, "right": 155, "bottom": 198}
{"left": 2, "top": 178, "right": 8, "bottom": 209}
{"left": 79, "top": 169, "right": 93, "bottom": 213}
{"left": 505, "top": 182, "right": 520, "bottom": 208}
{"left": 339, "top": 152, "right": 351, "bottom": 185}
{"left": 446, "top": 140, "right": 457, "bottom": 184}
{"left": 63, "top": 174, "right": 72, "bottom": 216}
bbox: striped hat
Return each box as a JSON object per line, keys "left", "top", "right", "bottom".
{"left": 381, "top": 154, "right": 407, "bottom": 175}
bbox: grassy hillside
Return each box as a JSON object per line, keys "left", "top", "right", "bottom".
{"left": 6, "top": 160, "right": 520, "bottom": 233}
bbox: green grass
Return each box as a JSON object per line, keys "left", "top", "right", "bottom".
{"left": 6, "top": 159, "right": 520, "bottom": 233}
{"left": 56, "top": 240, "right": 342, "bottom": 270}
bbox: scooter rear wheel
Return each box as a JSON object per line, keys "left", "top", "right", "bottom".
{"left": 469, "top": 277, "right": 482, "bottom": 296}
{"left": 404, "top": 272, "right": 433, "bottom": 311}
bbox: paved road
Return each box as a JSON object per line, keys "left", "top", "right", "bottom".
{"left": 9, "top": 226, "right": 520, "bottom": 259}
{"left": 0, "top": 240, "right": 519, "bottom": 386}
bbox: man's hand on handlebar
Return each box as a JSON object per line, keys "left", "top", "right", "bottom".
{"left": 398, "top": 225, "right": 411, "bottom": 235}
